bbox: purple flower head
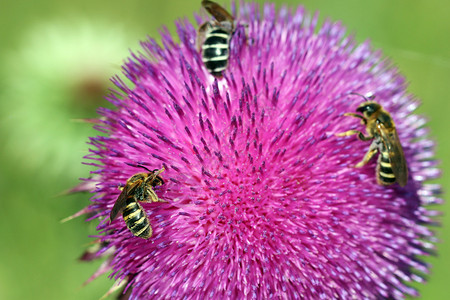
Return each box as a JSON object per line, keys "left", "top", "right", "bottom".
{"left": 79, "top": 1, "right": 441, "bottom": 299}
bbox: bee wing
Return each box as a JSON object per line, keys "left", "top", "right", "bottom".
{"left": 110, "top": 182, "right": 140, "bottom": 221}
{"left": 202, "top": 0, "right": 234, "bottom": 23}
{"left": 197, "top": 22, "right": 211, "bottom": 51}
{"left": 378, "top": 124, "right": 408, "bottom": 187}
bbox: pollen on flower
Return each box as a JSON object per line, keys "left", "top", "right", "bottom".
{"left": 77, "top": 1, "right": 441, "bottom": 299}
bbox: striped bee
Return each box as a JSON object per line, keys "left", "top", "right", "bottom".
{"left": 197, "top": 0, "right": 236, "bottom": 77}
{"left": 337, "top": 94, "right": 408, "bottom": 187}
{"left": 110, "top": 167, "right": 165, "bottom": 239}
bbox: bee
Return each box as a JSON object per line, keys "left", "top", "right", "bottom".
{"left": 110, "top": 167, "right": 165, "bottom": 239}
{"left": 337, "top": 94, "right": 408, "bottom": 187}
{"left": 197, "top": 0, "right": 236, "bottom": 77}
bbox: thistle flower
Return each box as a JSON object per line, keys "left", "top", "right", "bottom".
{"left": 80, "top": 2, "right": 441, "bottom": 299}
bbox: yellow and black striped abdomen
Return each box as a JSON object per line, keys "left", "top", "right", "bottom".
{"left": 122, "top": 197, "right": 152, "bottom": 239}
{"left": 376, "top": 144, "right": 396, "bottom": 185}
{"left": 202, "top": 27, "right": 231, "bottom": 76}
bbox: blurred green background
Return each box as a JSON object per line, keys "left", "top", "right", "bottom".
{"left": 0, "top": 0, "right": 448, "bottom": 299}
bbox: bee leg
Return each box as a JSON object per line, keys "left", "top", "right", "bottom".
{"left": 143, "top": 188, "right": 167, "bottom": 203}
{"left": 355, "top": 142, "right": 378, "bottom": 168}
{"left": 197, "top": 22, "right": 211, "bottom": 51}
{"left": 336, "top": 130, "right": 373, "bottom": 141}
{"left": 147, "top": 168, "right": 165, "bottom": 183}
{"left": 343, "top": 113, "right": 367, "bottom": 125}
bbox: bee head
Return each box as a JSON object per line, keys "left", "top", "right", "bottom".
{"left": 356, "top": 102, "right": 381, "bottom": 117}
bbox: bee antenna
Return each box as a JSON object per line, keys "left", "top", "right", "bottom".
{"left": 136, "top": 165, "right": 152, "bottom": 173}
{"left": 349, "top": 92, "right": 375, "bottom": 101}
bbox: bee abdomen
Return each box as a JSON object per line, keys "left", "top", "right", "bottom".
{"left": 122, "top": 198, "right": 152, "bottom": 239}
{"left": 130, "top": 215, "right": 152, "bottom": 239}
{"left": 377, "top": 151, "right": 396, "bottom": 185}
{"left": 202, "top": 27, "right": 230, "bottom": 76}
